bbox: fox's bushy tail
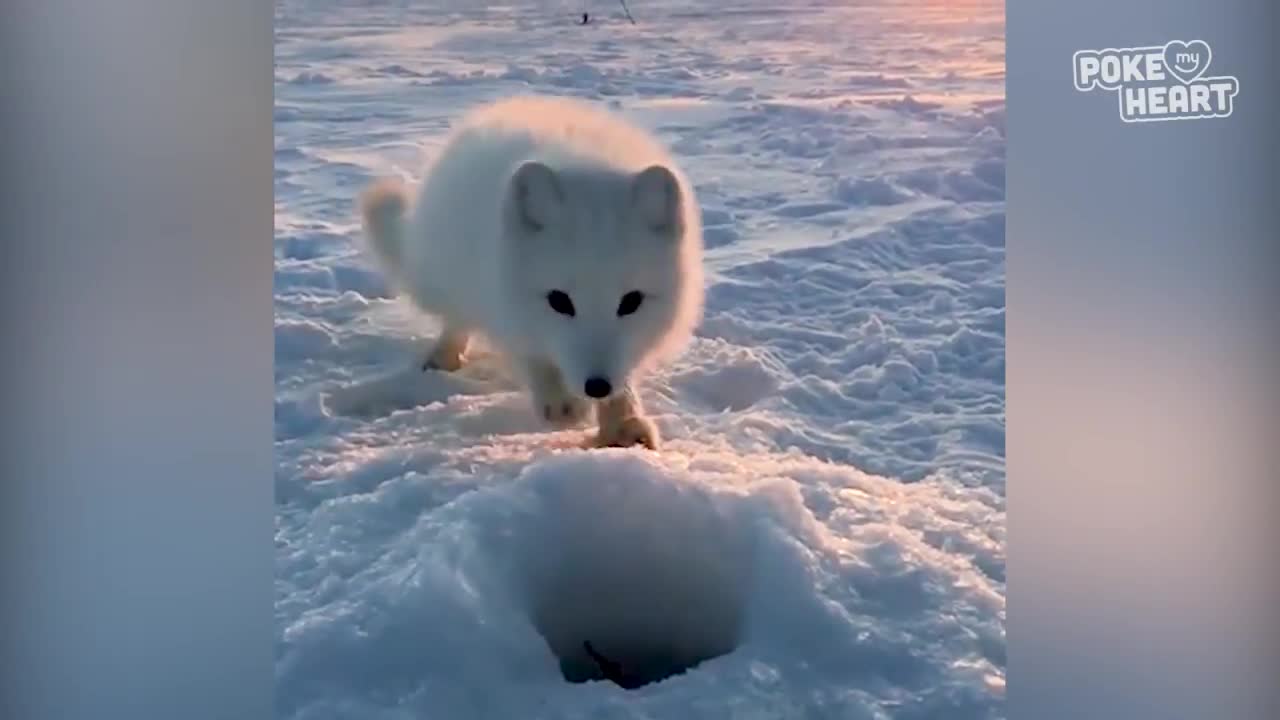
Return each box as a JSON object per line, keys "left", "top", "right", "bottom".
{"left": 358, "top": 177, "right": 410, "bottom": 278}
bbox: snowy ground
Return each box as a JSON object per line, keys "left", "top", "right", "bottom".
{"left": 274, "top": 1, "right": 1005, "bottom": 717}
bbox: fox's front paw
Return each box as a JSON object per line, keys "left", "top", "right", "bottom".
{"left": 532, "top": 385, "right": 593, "bottom": 429}
{"left": 594, "top": 414, "right": 660, "bottom": 451}
{"left": 421, "top": 329, "right": 469, "bottom": 372}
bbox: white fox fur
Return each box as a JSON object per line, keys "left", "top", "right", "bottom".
{"left": 359, "top": 96, "right": 704, "bottom": 449}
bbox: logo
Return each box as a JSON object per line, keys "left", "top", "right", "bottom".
{"left": 1073, "top": 40, "right": 1239, "bottom": 122}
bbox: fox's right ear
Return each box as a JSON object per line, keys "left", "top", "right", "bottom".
{"left": 507, "top": 161, "right": 564, "bottom": 233}
{"left": 630, "top": 164, "right": 684, "bottom": 240}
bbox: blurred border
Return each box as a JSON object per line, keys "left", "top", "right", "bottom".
{"left": 1009, "top": 0, "right": 1279, "bottom": 717}
{"left": 1, "top": 1, "right": 273, "bottom": 718}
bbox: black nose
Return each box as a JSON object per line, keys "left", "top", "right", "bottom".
{"left": 584, "top": 377, "right": 612, "bottom": 399}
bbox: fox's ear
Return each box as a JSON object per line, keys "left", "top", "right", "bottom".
{"left": 631, "top": 165, "right": 684, "bottom": 239}
{"left": 508, "top": 161, "right": 564, "bottom": 233}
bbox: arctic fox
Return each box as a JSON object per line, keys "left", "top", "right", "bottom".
{"left": 359, "top": 96, "right": 704, "bottom": 450}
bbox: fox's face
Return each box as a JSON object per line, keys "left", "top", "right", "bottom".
{"left": 501, "top": 161, "right": 701, "bottom": 400}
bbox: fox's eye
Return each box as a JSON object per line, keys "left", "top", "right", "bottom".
{"left": 547, "top": 290, "right": 576, "bottom": 317}
{"left": 617, "top": 291, "right": 644, "bottom": 317}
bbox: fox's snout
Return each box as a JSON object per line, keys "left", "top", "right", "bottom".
{"left": 583, "top": 376, "right": 613, "bottom": 399}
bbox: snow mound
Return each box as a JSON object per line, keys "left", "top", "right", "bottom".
{"left": 276, "top": 447, "right": 1004, "bottom": 718}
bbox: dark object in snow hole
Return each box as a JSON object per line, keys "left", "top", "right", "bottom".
{"left": 548, "top": 634, "right": 733, "bottom": 690}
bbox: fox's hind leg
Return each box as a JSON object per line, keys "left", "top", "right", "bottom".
{"left": 422, "top": 325, "right": 470, "bottom": 372}
{"left": 594, "top": 386, "right": 659, "bottom": 451}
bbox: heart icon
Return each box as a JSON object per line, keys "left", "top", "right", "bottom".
{"left": 1163, "top": 40, "right": 1212, "bottom": 84}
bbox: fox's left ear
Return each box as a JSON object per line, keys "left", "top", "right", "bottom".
{"left": 630, "top": 165, "right": 684, "bottom": 239}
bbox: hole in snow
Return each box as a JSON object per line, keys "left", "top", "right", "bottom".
{"left": 512, "top": 457, "right": 752, "bottom": 689}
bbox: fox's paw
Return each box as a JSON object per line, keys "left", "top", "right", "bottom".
{"left": 421, "top": 329, "right": 469, "bottom": 372}
{"left": 533, "top": 386, "right": 593, "bottom": 429}
{"left": 594, "top": 415, "right": 660, "bottom": 451}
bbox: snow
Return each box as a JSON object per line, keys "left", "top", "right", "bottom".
{"left": 275, "top": 0, "right": 1005, "bottom": 717}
